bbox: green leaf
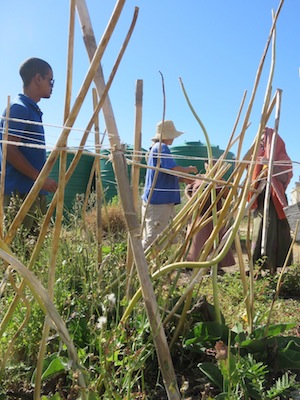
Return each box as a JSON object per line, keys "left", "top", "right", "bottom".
{"left": 198, "top": 362, "right": 223, "bottom": 390}
{"left": 102, "top": 245, "right": 111, "bottom": 255}
{"left": 41, "top": 357, "right": 66, "bottom": 381}
{"left": 277, "top": 339, "right": 300, "bottom": 369}
{"left": 237, "top": 338, "right": 267, "bottom": 354}
{"left": 41, "top": 394, "right": 61, "bottom": 400}
{"left": 251, "top": 323, "right": 296, "bottom": 340}
{"left": 267, "top": 335, "right": 300, "bottom": 349}
{"left": 184, "top": 321, "right": 230, "bottom": 347}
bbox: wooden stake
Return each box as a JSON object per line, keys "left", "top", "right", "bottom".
{"left": 261, "top": 89, "right": 282, "bottom": 255}
{"left": 64, "top": 0, "right": 76, "bottom": 122}
{"left": 35, "top": 14, "right": 76, "bottom": 393}
{"left": 75, "top": 0, "right": 120, "bottom": 137}
{"left": 131, "top": 79, "right": 143, "bottom": 210}
{"left": 0, "top": 96, "right": 10, "bottom": 238}
{"left": 92, "top": 87, "right": 103, "bottom": 265}
{"left": 126, "top": 80, "right": 143, "bottom": 289}
{"left": 76, "top": 3, "right": 180, "bottom": 398}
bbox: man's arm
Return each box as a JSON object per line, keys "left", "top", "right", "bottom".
{"left": 6, "top": 136, "right": 58, "bottom": 193}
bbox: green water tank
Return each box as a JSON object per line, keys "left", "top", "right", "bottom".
{"left": 47, "top": 151, "right": 94, "bottom": 211}
{"left": 170, "top": 141, "right": 235, "bottom": 179}
{"left": 100, "top": 145, "right": 147, "bottom": 202}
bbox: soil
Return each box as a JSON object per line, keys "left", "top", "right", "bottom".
{"left": 222, "top": 239, "right": 300, "bottom": 275}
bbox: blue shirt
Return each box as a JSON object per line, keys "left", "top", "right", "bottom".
{"left": 0, "top": 94, "right": 47, "bottom": 195}
{"left": 142, "top": 142, "right": 181, "bottom": 204}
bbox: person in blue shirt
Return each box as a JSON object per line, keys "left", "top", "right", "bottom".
{"left": 0, "top": 57, "right": 58, "bottom": 234}
{"left": 141, "top": 120, "right": 197, "bottom": 249}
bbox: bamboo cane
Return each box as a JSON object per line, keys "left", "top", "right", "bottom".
{"left": 140, "top": 73, "right": 166, "bottom": 241}
{"left": 92, "top": 88, "right": 103, "bottom": 265}
{"left": 34, "top": 148, "right": 69, "bottom": 399}
{"left": 258, "top": 12, "right": 279, "bottom": 257}
{"left": 34, "top": 2, "right": 76, "bottom": 392}
{"left": 126, "top": 79, "right": 143, "bottom": 292}
{"left": 132, "top": 80, "right": 143, "bottom": 210}
{"left": 83, "top": 161, "right": 95, "bottom": 216}
{"left": 261, "top": 89, "right": 282, "bottom": 255}
{"left": 236, "top": 0, "right": 284, "bottom": 161}
{"left": 64, "top": 0, "right": 76, "bottom": 122}
{"left": 0, "top": 96, "right": 10, "bottom": 239}
{"left": 35, "top": 87, "right": 72, "bottom": 399}
{"left": 179, "top": 79, "right": 222, "bottom": 326}
{"left": 75, "top": 0, "right": 120, "bottom": 138}
{"left": 76, "top": 3, "right": 181, "bottom": 398}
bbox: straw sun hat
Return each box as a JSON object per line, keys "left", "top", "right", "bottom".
{"left": 151, "top": 120, "right": 184, "bottom": 141}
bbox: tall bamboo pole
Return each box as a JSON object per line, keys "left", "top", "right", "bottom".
{"left": 75, "top": 0, "right": 120, "bottom": 138}
{"left": 75, "top": 2, "right": 180, "bottom": 398}
{"left": 0, "top": 97, "right": 10, "bottom": 239}
{"left": 92, "top": 88, "right": 103, "bottom": 265}
{"left": 235, "top": 0, "right": 284, "bottom": 161}
{"left": 35, "top": 1, "right": 75, "bottom": 394}
{"left": 261, "top": 89, "right": 282, "bottom": 255}
{"left": 34, "top": 149, "right": 68, "bottom": 400}
{"left": 126, "top": 79, "right": 143, "bottom": 287}
{"left": 64, "top": 0, "right": 76, "bottom": 122}
{"left": 131, "top": 80, "right": 143, "bottom": 210}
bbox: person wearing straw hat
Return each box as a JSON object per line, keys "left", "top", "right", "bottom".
{"left": 141, "top": 120, "right": 198, "bottom": 249}
{"left": 0, "top": 57, "right": 58, "bottom": 235}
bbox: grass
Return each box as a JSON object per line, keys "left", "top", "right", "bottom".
{"left": 1, "top": 199, "right": 300, "bottom": 399}
{"left": 196, "top": 269, "right": 300, "bottom": 335}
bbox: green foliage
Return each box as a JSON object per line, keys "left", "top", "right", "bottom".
{"left": 2, "top": 200, "right": 300, "bottom": 398}
{"left": 0, "top": 202, "right": 156, "bottom": 398}
{"left": 31, "top": 352, "right": 67, "bottom": 383}
{"left": 186, "top": 318, "right": 300, "bottom": 398}
{"left": 280, "top": 265, "right": 300, "bottom": 297}
{"left": 200, "top": 353, "right": 268, "bottom": 400}
{"left": 184, "top": 321, "right": 230, "bottom": 351}
{"left": 267, "top": 372, "right": 299, "bottom": 399}
{"left": 200, "top": 347, "right": 300, "bottom": 399}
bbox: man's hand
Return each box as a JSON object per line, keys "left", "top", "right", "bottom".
{"left": 43, "top": 177, "right": 58, "bottom": 193}
{"left": 187, "top": 165, "right": 198, "bottom": 174}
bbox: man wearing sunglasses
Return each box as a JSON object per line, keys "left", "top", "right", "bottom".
{"left": 0, "top": 57, "right": 58, "bottom": 235}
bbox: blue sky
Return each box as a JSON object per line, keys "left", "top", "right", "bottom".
{"left": 0, "top": 0, "right": 299, "bottom": 197}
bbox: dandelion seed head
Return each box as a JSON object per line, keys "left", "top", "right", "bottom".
{"left": 96, "top": 316, "right": 107, "bottom": 330}
{"left": 106, "top": 293, "right": 116, "bottom": 307}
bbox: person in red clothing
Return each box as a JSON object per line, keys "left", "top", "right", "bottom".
{"left": 184, "top": 160, "right": 235, "bottom": 269}
{"left": 249, "top": 127, "right": 293, "bottom": 273}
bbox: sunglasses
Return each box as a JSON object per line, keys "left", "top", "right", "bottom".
{"left": 48, "top": 78, "right": 55, "bottom": 87}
